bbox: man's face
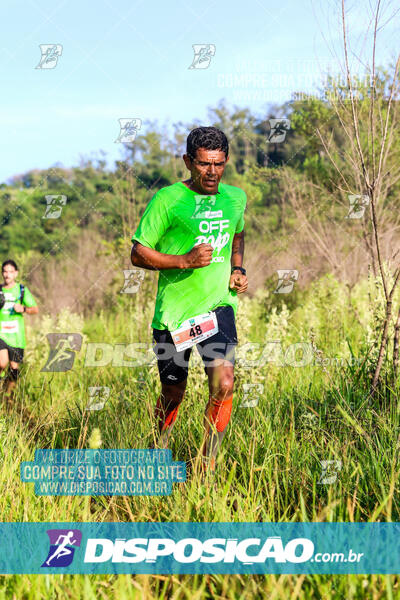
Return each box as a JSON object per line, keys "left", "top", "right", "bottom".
{"left": 183, "top": 147, "right": 229, "bottom": 195}
{"left": 2, "top": 265, "right": 18, "bottom": 286}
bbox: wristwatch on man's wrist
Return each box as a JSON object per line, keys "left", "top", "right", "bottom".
{"left": 231, "top": 266, "right": 246, "bottom": 276}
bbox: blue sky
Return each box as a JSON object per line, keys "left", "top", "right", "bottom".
{"left": 1, "top": 0, "right": 398, "bottom": 182}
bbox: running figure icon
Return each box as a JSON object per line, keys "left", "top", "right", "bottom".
{"left": 45, "top": 531, "right": 77, "bottom": 566}
{"left": 45, "top": 336, "right": 75, "bottom": 370}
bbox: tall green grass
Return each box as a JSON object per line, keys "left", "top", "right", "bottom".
{"left": 1, "top": 272, "right": 399, "bottom": 598}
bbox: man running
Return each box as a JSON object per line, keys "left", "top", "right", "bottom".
{"left": 130, "top": 126, "right": 248, "bottom": 472}
{"left": 0, "top": 260, "right": 38, "bottom": 401}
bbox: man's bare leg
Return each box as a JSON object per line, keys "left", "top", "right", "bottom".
{"left": 154, "top": 379, "right": 187, "bottom": 448}
{"left": 0, "top": 349, "right": 10, "bottom": 404}
{"left": 5, "top": 360, "right": 19, "bottom": 401}
{"left": 202, "top": 360, "right": 234, "bottom": 472}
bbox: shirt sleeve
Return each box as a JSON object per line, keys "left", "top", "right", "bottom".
{"left": 22, "top": 286, "right": 37, "bottom": 307}
{"left": 131, "top": 191, "right": 172, "bottom": 250}
{"left": 235, "top": 191, "right": 247, "bottom": 233}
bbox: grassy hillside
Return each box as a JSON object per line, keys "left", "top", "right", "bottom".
{"left": 1, "top": 270, "right": 399, "bottom": 598}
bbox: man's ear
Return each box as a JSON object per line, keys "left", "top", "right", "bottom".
{"left": 182, "top": 153, "right": 192, "bottom": 170}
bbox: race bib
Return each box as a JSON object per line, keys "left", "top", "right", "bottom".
{"left": 171, "top": 311, "right": 218, "bottom": 352}
{"left": 1, "top": 320, "right": 19, "bottom": 334}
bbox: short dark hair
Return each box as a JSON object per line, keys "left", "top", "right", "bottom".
{"left": 2, "top": 260, "right": 18, "bottom": 271}
{"left": 186, "top": 126, "right": 229, "bottom": 161}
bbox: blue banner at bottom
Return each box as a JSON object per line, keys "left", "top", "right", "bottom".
{"left": 0, "top": 522, "right": 398, "bottom": 574}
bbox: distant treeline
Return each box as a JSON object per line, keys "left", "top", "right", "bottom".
{"left": 1, "top": 68, "right": 399, "bottom": 314}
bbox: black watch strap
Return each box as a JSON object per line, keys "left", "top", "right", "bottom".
{"left": 231, "top": 266, "right": 246, "bottom": 275}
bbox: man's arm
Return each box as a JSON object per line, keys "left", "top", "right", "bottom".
{"left": 13, "top": 304, "right": 38, "bottom": 314}
{"left": 24, "top": 306, "right": 38, "bottom": 314}
{"left": 131, "top": 241, "right": 181, "bottom": 270}
{"left": 231, "top": 230, "right": 245, "bottom": 268}
{"left": 13, "top": 285, "right": 39, "bottom": 314}
{"left": 229, "top": 230, "right": 248, "bottom": 294}
{"left": 131, "top": 241, "right": 214, "bottom": 271}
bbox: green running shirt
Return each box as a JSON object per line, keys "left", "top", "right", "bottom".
{"left": 132, "top": 181, "right": 247, "bottom": 330}
{"left": 0, "top": 283, "right": 37, "bottom": 349}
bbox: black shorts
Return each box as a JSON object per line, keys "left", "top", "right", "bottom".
{"left": 0, "top": 338, "right": 24, "bottom": 363}
{"left": 152, "top": 305, "right": 238, "bottom": 384}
